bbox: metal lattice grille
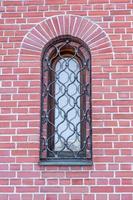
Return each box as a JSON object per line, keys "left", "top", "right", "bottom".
{"left": 40, "top": 36, "right": 92, "bottom": 163}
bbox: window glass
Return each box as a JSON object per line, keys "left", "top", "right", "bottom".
{"left": 55, "top": 58, "right": 80, "bottom": 151}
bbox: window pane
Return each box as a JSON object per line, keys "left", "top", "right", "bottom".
{"left": 55, "top": 58, "right": 80, "bottom": 152}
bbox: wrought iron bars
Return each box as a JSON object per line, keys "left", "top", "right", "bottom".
{"left": 40, "top": 36, "right": 92, "bottom": 164}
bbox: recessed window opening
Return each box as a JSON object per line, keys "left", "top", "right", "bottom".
{"left": 40, "top": 35, "right": 92, "bottom": 165}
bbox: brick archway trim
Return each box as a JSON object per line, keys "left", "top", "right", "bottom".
{"left": 19, "top": 15, "right": 113, "bottom": 65}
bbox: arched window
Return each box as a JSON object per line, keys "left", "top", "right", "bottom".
{"left": 40, "top": 35, "right": 92, "bottom": 165}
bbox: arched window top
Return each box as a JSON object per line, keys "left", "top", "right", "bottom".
{"left": 40, "top": 35, "right": 92, "bottom": 166}
{"left": 42, "top": 35, "right": 91, "bottom": 67}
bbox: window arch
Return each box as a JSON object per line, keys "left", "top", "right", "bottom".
{"left": 40, "top": 35, "right": 92, "bottom": 165}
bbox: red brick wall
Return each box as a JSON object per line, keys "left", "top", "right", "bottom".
{"left": 0, "top": 0, "right": 133, "bottom": 200}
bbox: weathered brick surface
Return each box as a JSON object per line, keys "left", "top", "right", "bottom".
{"left": 0, "top": 0, "right": 133, "bottom": 199}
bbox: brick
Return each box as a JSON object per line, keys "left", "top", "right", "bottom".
{"left": 122, "top": 179, "right": 132, "bottom": 185}
{"left": 58, "top": 179, "right": 70, "bottom": 186}
{"left": 95, "top": 164, "right": 106, "bottom": 170}
{"left": 66, "top": 172, "right": 89, "bottom": 178}
{"left": 84, "top": 179, "right": 95, "bottom": 185}
{"left": 109, "top": 194, "right": 120, "bottom": 200}
{"left": 10, "top": 164, "right": 20, "bottom": 171}
{"left": 16, "top": 187, "right": 38, "bottom": 193}
{"left": 97, "top": 179, "right": 108, "bottom": 185}
{"left": 47, "top": 179, "right": 58, "bottom": 185}
{"left": 108, "top": 164, "right": 119, "bottom": 170}
{"left": 65, "top": 186, "right": 88, "bottom": 193}
{"left": 46, "top": 0, "right": 65, "bottom": 4}
{"left": 94, "top": 157, "right": 113, "bottom": 162}
{"left": 120, "top": 164, "right": 131, "bottom": 170}
{"left": 0, "top": 195, "right": 8, "bottom": 200}
{"left": 114, "top": 129, "right": 133, "bottom": 134}
{"left": 115, "top": 172, "right": 133, "bottom": 177}
{"left": 2, "top": 13, "right": 21, "bottom": 18}
{"left": 67, "top": 0, "right": 87, "bottom": 3}
{"left": 121, "top": 194, "right": 132, "bottom": 200}
{"left": 110, "top": 0, "right": 130, "bottom": 2}
{"left": 10, "top": 179, "right": 21, "bottom": 186}
{"left": 71, "top": 5, "right": 82, "bottom": 10}
{"left": 84, "top": 194, "right": 94, "bottom": 200}
{"left": 0, "top": 179, "right": 9, "bottom": 185}
{"left": 23, "top": 12, "right": 43, "bottom": 18}
{"left": 88, "top": 10, "right": 109, "bottom": 16}
{"left": 115, "top": 156, "right": 133, "bottom": 163}
{"left": 111, "top": 10, "right": 131, "bottom": 15}
{"left": 109, "top": 179, "right": 120, "bottom": 185}
{"left": 72, "top": 179, "right": 83, "bottom": 185}
{"left": 24, "top": 1, "right": 44, "bottom": 5}
{"left": 0, "top": 187, "right": 14, "bottom": 193}
{"left": 111, "top": 22, "right": 131, "bottom": 28}
{"left": 116, "top": 187, "right": 133, "bottom": 193}
{"left": 96, "top": 194, "right": 107, "bottom": 200}
{"left": 93, "top": 142, "right": 112, "bottom": 148}
{"left": 91, "top": 186, "right": 113, "bottom": 193}
{"left": 71, "top": 194, "right": 82, "bottom": 200}
{"left": 0, "top": 25, "right": 19, "bottom": 30}
{"left": 22, "top": 179, "right": 33, "bottom": 185}
{"left": 46, "top": 194, "right": 57, "bottom": 200}
{"left": 3, "top": 1, "right": 22, "bottom": 6}
{"left": 34, "top": 194, "right": 45, "bottom": 200}
{"left": 42, "top": 172, "right": 65, "bottom": 178}
{"left": 45, "top": 11, "right": 65, "bottom": 17}
{"left": 16, "top": 157, "right": 38, "bottom": 163}
{"left": 40, "top": 186, "right": 63, "bottom": 193}
{"left": 91, "top": 171, "right": 113, "bottom": 177}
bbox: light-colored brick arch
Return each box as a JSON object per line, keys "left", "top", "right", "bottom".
{"left": 18, "top": 15, "right": 113, "bottom": 67}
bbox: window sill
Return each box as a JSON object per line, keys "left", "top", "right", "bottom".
{"left": 39, "top": 159, "right": 93, "bottom": 166}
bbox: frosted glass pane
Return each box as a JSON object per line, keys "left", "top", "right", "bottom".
{"left": 54, "top": 58, "right": 80, "bottom": 151}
